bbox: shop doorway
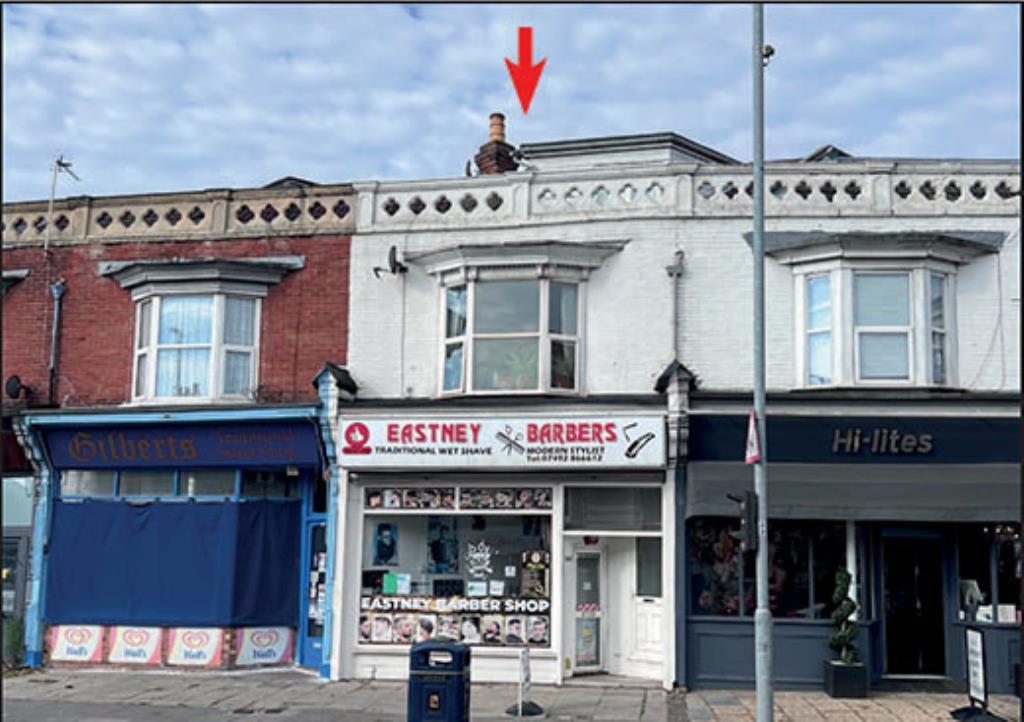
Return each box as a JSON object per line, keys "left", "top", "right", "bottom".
{"left": 300, "top": 521, "right": 327, "bottom": 669}
{"left": 299, "top": 471, "right": 328, "bottom": 670}
{"left": 883, "top": 537, "right": 945, "bottom": 676}
{"left": 573, "top": 550, "right": 604, "bottom": 673}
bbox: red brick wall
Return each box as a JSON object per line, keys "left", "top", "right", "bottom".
{"left": 2, "top": 235, "right": 349, "bottom": 407}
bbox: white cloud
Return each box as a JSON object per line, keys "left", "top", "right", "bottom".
{"left": 1, "top": 3, "right": 1018, "bottom": 202}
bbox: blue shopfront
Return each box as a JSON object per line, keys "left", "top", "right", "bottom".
{"left": 678, "top": 410, "right": 1021, "bottom": 695}
{"left": 16, "top": 406, "right": 331, "bottom": 673}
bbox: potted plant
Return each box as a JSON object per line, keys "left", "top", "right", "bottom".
{"left": 823, "top": 568, "right": 868, "bottom": 698}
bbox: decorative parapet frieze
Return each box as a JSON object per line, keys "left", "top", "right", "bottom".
{"left": 693, "top": 164, "right": 1021, "bottom": 218}
{"left": 352, "top": 160, "right": 1019, "bottom": 234}
{"left": 2, "top": 184, "right": 356, "bottom": 247}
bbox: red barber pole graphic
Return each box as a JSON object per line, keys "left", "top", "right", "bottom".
{"left": 343, "top": 423, "right": 372, "bottom": 454}
{"left": 745, "top": 409, "right": 761, "bottom": 464}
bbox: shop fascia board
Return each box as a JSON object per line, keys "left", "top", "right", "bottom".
{"left": 685, "top": 392, "right": 1021, "bottom": 417}
{"left": 18, "top": 404, "right": 320, "bottom": 428}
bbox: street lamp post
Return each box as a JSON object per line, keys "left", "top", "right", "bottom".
{"left": 751, "top": 5, "right": 774, "bottom": 722}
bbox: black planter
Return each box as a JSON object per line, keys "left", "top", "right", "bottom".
{"left": 824, "top": 660, "right": 868, "bottom": 698}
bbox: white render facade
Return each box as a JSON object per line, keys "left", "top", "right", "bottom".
{"left": 329, "top": 124, "right": 1020, "bottom": 692}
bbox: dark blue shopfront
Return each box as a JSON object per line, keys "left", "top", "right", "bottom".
{"left": 679, "top": 413, "right": 1021, "bottom": 695}
{"left": 28, "top": 411, "right": 329, "bottom": 671}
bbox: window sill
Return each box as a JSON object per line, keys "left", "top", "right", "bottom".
{"left": 951, "top": 619, "right": 1020, "bottom": 629}
{"left": 439, "top": 389, "right": 582, "bottom": 398}
{"left": 126, "top": 397, "right": 257, "bottom": 406}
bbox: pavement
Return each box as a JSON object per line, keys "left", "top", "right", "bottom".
{"left": 1, "top": 668, "right": 1020, "bottom": 721}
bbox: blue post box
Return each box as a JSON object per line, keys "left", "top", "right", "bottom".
{"left": 407, "top": 640, "right": 471, "bottom": 722}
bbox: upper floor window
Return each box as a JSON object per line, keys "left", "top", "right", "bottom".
{"left": 404, "top": 240, "right": 627, "bottom": 397}
{"left": 101, "top": 255, "right": 304, "bottom": 404}
{"left": 853, "top": 272, "right": 912, "bottom": 381}
{"left": 443, "top": 279, "right": 579, "bottom": 393}
{"left": 799, "top": 266, "right": 952, "bottom": 387}
{"left": 134, "top": 294, "right": 259, "bottom": 400}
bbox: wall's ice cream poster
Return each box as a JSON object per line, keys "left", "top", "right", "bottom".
{"left": 49, "top": 625, "right": 104, "bottom": 662}
{"left": 235, "top": 627, "right": 293, "bottom": 666}
{"left": 167, "top": 628, "right": 223, "bottom": 667}
{"left": 107, "top": 626, "right": 162, "bottom": 664}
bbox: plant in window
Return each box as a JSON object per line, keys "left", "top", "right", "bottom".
{"left": 551, "top": 345, "right": 575, "bottom": 389}
{"left": 502, "top": 343, "right": 539, "bottom": 389}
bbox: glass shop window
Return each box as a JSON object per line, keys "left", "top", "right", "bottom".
{"left": 995, "top": 526, "right": 1021, "bottom": 625}
{"left": 960, "top": 524, "right": 1022, "bottom": 625}
{"left": 241, "top": 470, "right": 299, "bottom": 498}
{"left": 359, "top": 511, "right": 552, "bottom": 648}
{"left": 61, "top": 470, "right": 116, "bottom": 497}
{"left": 958, "top": 526, "right": 995, "bottom": 623}
{"left": 177, "top": 470, "right": 235, "bottom": 497}
{"left": 688, "top": 517, "right": 845, "bottom": 619}
{"left": 811, "top": 523, "right": 847, "bottom": 620}
{"left": 119, "top": 470, "right": 175, "bottom": 497}
{"left": 564, "top": 487, "right": 661, "bottom": 531}
{"left": 3, "top": 537, "right": 21, "bottom": 614}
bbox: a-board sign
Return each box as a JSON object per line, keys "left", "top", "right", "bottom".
{"left": 965, "top": 626, "right": 987, "bottom": 707}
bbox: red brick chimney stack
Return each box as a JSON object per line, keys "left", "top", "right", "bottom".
{"left": 474, "top": 112, "right": 519, "bottom": 175}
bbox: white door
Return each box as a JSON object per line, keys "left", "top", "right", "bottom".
{"left": 633, "top": 537, "right": 662, "bottom": 662}
{"left": 574, "top": 551, "right": 603, "bottom": 673}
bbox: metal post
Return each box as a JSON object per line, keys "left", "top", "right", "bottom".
{"left": 752, "top": 5, "right": 773, "bottom": 721}
{"left": 44, "top": 157, "right": 59, "bottom": 254}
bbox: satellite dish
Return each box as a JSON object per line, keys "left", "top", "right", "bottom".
{"left": 388, "top": 246, "right": 408, "bottom": 275}
{"left": 5, "top": 375, "right": 25, "bottom": 399}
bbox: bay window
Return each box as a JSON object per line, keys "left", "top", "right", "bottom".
{"left": 798, "top": 265, "right": 955, "bottom": 387}
{"left": 442, "top": 279, "right": 579, "bottom": 394}
{"left": 854, "top": 273, "right": 911, "bottom": 381}
{"left": 133, "top": 293, "right": 259, "bottom": 401}
{"left": 806, "top": 274, "right": 832, "bottom": 385}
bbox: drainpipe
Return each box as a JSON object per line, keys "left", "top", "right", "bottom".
{"left": 666, "top": 250, "right": 685, "bottom": 359}
{"left": 48, "top": 279, "right": 67, "bottom": 406}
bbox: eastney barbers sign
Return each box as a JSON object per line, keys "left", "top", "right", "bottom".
{"left": 338, "top": 416, "right": 665, "bottom": 469}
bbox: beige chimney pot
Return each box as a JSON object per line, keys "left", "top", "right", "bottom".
{"left": 488, "top": 113, "right": 506, "bottom": 143}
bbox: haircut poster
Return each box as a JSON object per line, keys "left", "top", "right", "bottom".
{"left": 575, "top": 618, "right": 600, "bottom": 666}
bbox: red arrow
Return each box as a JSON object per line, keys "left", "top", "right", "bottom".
{"left": 505, "top": 26, "right": 546, "bottom": 115}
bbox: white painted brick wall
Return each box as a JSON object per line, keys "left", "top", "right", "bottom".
{"left": 349, "top": 169, "right": 1020, "bottom": 398}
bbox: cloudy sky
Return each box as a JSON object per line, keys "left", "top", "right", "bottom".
{"left": 2, "top": 3, "right": 1019, "bottom": 202}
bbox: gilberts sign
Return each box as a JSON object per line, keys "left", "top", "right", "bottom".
{"left": 338, "top": 416, "right": 665, "bottom": 469}
{"left": 43, "top": 423, "right": 321, "bottom": 469}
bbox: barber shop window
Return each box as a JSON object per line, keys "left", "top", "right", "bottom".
{"left": 441, "top": 279, "right": 579, "bottom": 394}
{"left": 688, "top": 518, "right": 844, "bottom": 618}
{"left": 133, "top": 294, "right": 259, "bottom": 401}
{"left": 957, "top": 524, "right": 1021, "bottom": 625}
